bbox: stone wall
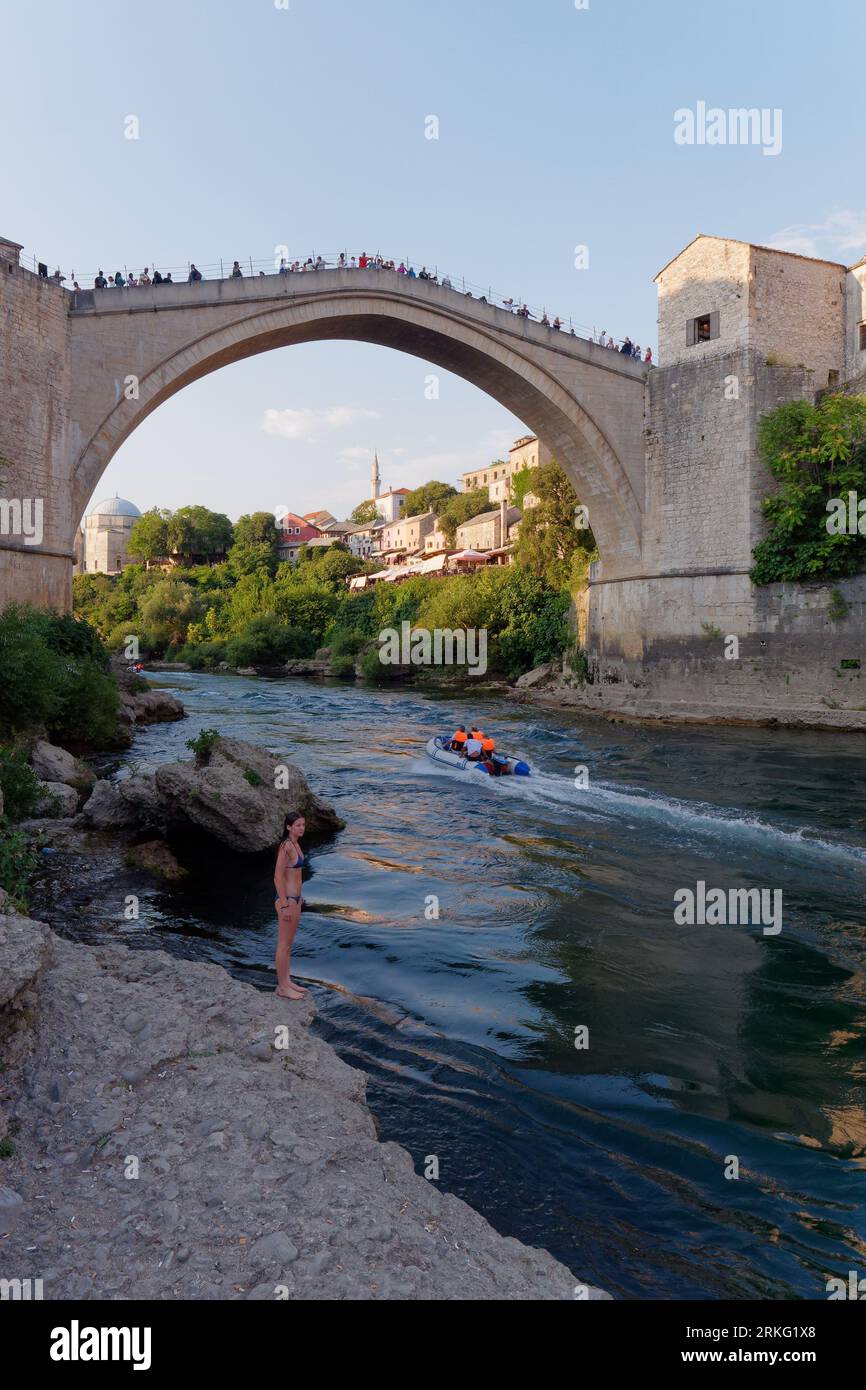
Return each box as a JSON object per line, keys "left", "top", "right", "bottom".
{"left": 642, "top": 349, "right": 817, "bottom": 580}
{"left": 749, "top": 246, "right": 844, "bottom": 384}
{"left": 656, "top": 237, "right": 845, "bottom": 387}
{"left": 656, "top": 237, "right": 752, "bottom": 366}
{"left": 0, "top": 261, "right": 74, "bottom": 608}
{"left": 845, "top": 263, "right": 866, "bottom": 382}
{"left": 583, "top": 572, "right": 866, "bottom": 712}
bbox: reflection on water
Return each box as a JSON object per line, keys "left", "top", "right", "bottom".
{"left": 40, "top": 671, "right": 866, "bottom": 1299}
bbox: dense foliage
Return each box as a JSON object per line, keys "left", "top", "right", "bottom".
{"left": 750, "top": 395, "right": 866, "bottom": 584}
{"left": 0, "top": 604, "right": 118, "bottom": 744}
{"left": 435, "top": 487, "right": 491, "bottom": 545}
{"left": 349, "top": 499, "right": 378, "bottom": 524}
{"left": 73, "top": 461, "right": 592, "bottom": 680}
{"left": 0, "top": 824, "right": 38, "bottom": 911}
{"left": 402, "top": 480, "right": 456, "bottom": 516}
{"left": 515, "top": 461, "right": 598, "bottom": 588}
{"left": 128, "top": 504, "right": 234, "bottom": 564}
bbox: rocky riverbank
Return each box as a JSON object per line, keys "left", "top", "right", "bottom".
{"left": 509, "top": 663, "right": 866, "bottom": 733}
{"left": 0, "top": 912, "right": 608, "bottom": 1300}
{"left": 1, "top": 677, "right": 609, "bottom": 1300}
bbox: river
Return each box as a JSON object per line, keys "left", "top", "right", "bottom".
{"left": 39, "top": 670, "right": 866, "bottom": 1300}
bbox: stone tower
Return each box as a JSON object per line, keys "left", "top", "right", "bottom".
{"left": 370, "top": 451, "right": 381, "bottom": 500}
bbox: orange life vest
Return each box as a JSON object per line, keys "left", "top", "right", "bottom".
{"left": 451, "top": 729, "right": 467, "bottom": 746}
{"left": 481, "top": 735, "right": 495, "bottom": 753}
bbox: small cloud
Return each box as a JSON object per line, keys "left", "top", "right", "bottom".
{"left": 262, "top": 405, "right": 380, "bottom": 441}
{"left": 767, "top": 209, "right": 866, "bottom": 263}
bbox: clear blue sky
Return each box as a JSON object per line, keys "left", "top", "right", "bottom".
{"left": 5, "top": 0, "right": 864, "bottom": 523}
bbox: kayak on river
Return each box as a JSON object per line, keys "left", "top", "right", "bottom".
{"left": 425, "top": 734, "right": 531, "bottom": 777}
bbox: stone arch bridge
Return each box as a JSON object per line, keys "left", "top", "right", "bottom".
{"left": 8, "top": 249, "right": 840, "bottom": 716}
{"left": 1, "top": 265, "right": 646, "bottom": 610}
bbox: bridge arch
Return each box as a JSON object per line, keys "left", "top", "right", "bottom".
{"left": 68, "top": 278, "right": 645, "bottom": 573}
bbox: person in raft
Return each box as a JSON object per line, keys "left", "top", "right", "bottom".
{"left": 274, "top": 811, "right": 307, "bottom": 1001}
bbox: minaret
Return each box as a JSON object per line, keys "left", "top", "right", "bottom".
{"left": 371, "top": 450, "right": 381, "bottom": 500}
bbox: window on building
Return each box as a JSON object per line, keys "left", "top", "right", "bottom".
{"left": 687, "top": 311, "right": 720, "bottom": 346}
{"left": 859, "top": 322, "right": 866, "bottom": 352}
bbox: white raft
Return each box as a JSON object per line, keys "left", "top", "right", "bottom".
{"left": 425, "top": 735, "right": 530, "bottom": 777}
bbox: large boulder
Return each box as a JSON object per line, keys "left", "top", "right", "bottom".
{"left": 285, "top": 658, "right": 332, "bottom": 677}
{"left": 154, "top": 737, "right": 344, "bottom": 852}
{"left": 118, "top": 688, "right": 185, "bottom": 729}
{"left": 29, "top": 740, "right": 95, "bottom": 789}
{"left": 81, "top": 779, "right": 141, "bottom": 831}
{"left": 515, "top": 661, "right": 560, "bottom": 690}
{"left": 33, "top": 781, "right": 79, "bottom": 818}
{"left": 117, "top": 766, "right": 162, "bottom": 824}
{"left": 124, "top": 840, "right": 187, "bottom": 880}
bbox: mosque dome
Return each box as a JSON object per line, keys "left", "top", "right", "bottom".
{"left": 88, "top": 495, "right": 141, "bottom": 520}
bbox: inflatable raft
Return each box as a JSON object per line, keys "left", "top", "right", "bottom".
{"left": 425, "top": 735, "right": 530, "bottom": 776}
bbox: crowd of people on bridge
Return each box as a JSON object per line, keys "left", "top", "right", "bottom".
{"left": 42, "top": 248, "right": 651, "bottom": 360}
{"left": 594, "top": 330, "right": 652, "bottom": 362}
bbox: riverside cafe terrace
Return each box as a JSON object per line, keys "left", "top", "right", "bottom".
{"left": 347, "top": 548, "right": 497, "bottom": 590}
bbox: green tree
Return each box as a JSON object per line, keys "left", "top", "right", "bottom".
{"left": 310, "top": 546, "right": 366, "bottom": 588}
{"left": 167, "top": 506, "right": 233, "bottom": 561}
{"left": 750, "top": 394, "right": 866, "bottom": 583}
{"left": 138, "top": 579, "right": 203, "bottom": 653}
{"left": 515, "top": 461, "right": 596, "bottom": 590}
{"left": 437, "top": 487, "right": 490, "bottom": 545}
{"left": 0, "top": 605, "right": 118, "bottom": 743}
{"left": 402, "top": 481, "right": 456, "bottom": 516}
{"left": 350, "top": 499, "right": 378, "bottom": 524}
{"left": 511, "top": 465, "right": 535, "bottom": 510}
{"left": 233, "top": 511, "right": 279, "bottom": 549}
{"left": 128, "top": 508, "right": 171, "bottom": 563}
{"left": 228, "top": 511, "right": 280, "bottom": 577}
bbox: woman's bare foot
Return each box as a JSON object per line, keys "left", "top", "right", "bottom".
{"left": 276, "top": 985, "right": 305, "bottom": 1001}
{"left": 288, "top": 978, "right": 308, "bottom": 994}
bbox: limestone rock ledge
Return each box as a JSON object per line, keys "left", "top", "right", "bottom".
{"left": 0, "top": 921, "right": 609, "bottom": 1301}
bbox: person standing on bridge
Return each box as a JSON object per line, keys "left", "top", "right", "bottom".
{"left": 139, "top": 267, "right": 151, "bottom": 285}
{"left": 188, "top": 264, "right": 203, "bottom": 283}
{"left": 231, "top": 261, "right": 243, "bottom": 278}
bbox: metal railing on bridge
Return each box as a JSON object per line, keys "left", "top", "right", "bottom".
{"left": 18, "top": 247, "right": 648, "bottom": 356}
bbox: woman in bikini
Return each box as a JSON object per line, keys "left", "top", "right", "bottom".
{"left": 274, "top": 811, "right": 307, "bottom": 1001}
